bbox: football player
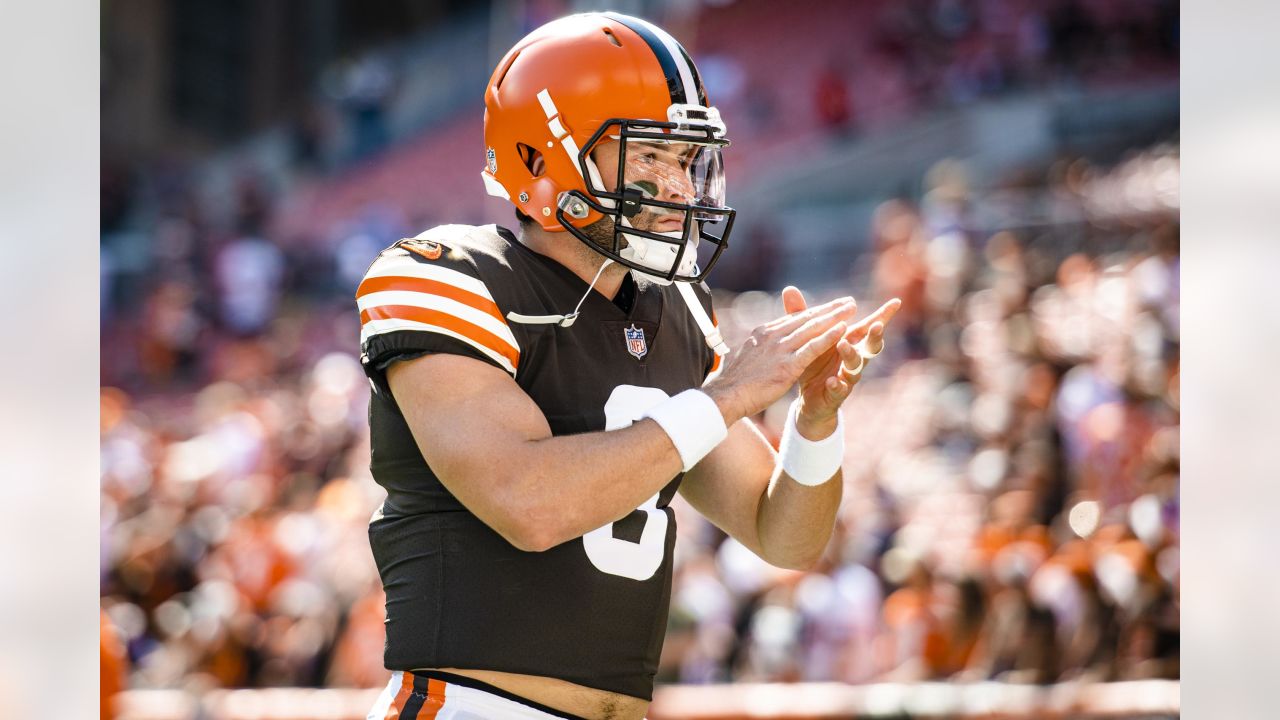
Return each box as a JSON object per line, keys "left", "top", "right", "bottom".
{"left": 359, "top": 12, "right": 901, "bottom": 720}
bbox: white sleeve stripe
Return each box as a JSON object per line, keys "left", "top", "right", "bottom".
{"left": 362, "top": 256, "right": 495, "bottom": 300}
{"left": 357, "top": 290, "right": 518, "bottom": 348}
{"left": 360, "top": 318, "right": 517, "bottom": 375}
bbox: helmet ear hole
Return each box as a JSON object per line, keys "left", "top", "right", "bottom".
{"left": 517, "top": 143, "right": 545, "bottom": 177}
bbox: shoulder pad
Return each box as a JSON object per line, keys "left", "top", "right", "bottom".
{"left": 410, "top": 223, "right": 488, "bottom": 243}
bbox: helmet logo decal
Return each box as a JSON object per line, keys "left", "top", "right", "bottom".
{"left": 624, "top": 324, "right": 648, "bottom": 359}
{"left": 486, "top": 147, "right": 498, "bottom": 174}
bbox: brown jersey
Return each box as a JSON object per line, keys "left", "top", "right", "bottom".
{"left": 357, "top": 224, "right": 717, "bottom": 700}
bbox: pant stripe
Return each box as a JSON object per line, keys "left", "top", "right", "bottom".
{"left": 419, "top": 678, "right": 447, "bottom": 719}
{"left": 386, "top": 671, "right": 415, "bottom": 720}
{"left": 399, "top": 688, "right": 425, "bottom": 720}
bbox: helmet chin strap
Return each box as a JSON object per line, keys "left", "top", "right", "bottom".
{"left": 675, "top": 281, "right": 729, "bottom": 357}
{"left": 506, "top": 257, "right": 614, "bottom": 328}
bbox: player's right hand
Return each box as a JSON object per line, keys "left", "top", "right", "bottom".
{"left": 704, "top": 292, "right": 857, "bottom": 424}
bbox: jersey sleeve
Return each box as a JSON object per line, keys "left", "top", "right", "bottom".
{"left": 356, "top": 239, "right": 521, "bottom": 389}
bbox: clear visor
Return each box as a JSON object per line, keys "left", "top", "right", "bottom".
{"left": 620, "top": 139, "right": 726, "bottom": 224}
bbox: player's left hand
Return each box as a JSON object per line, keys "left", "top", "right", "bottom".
{"left": 783, "top": 286, "right": 902, "bottom": 439}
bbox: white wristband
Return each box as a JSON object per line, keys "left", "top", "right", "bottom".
{"left": 778, "top": 399, "right": 845, "bottom": 486}
{"left": 642, "top": 389, "right": 730, "bottom": 472}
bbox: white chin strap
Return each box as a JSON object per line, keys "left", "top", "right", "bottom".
{"left": 676, "top": 280, "right": 729, "bottom": 356}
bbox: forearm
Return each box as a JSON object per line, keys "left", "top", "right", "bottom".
{"left": 502, "top": 419, "right": 685, "bottom": 549}
{"left": 680, "top": 411, "right": 842, "bottom": 570}
{"left": 755, "top": 465, "right": 843, "bottom": 569}
{"left": 755, "top": 409, "right": 843, "bottom": 568}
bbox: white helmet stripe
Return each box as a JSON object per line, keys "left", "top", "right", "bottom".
{"left": 536, "top": 88, "right": 610, "bottom": 207}
{"left": 627, "top": 16, "right": 698, "bottom": 106}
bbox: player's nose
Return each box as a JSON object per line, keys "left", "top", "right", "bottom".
{"left": 662, "top": 176, "right": 695, "bottom": 203}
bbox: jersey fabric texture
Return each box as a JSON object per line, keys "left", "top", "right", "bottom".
{"left": 357, "top": 224, "right": 718, "bottom": 700}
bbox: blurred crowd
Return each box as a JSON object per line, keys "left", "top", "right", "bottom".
{"left": 693, "top": 0, "right": 1178, "bottom": 146}
{"left": 101, "top": 137, "right": 1178, "bottom": 692}
{"left": 662, "top": 147, "right": 1180, "bottom": 686}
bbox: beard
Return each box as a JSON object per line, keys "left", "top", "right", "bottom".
{"left": 579, "top": 214, "right": 618, "bottom": 252}
{"left": 578, "top": 205, "right": 677, "bottom": 250}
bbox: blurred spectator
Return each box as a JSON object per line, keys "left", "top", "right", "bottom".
{"left": 323, "top": 54, "right": 397, "bottom": 164}
{"left": 814, "top": 60, "right": 854, "bottom": 137}
{"left": 214, "top": 235, "right": 284, "bottom": 336}
{"left": 870, "top": 199, "right": 930, "bottom": 358}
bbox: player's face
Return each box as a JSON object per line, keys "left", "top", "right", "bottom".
{"left": 592, "top": 139, "right": 702, "bottom": 233}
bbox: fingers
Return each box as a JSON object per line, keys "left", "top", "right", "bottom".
{"left": 781, "top": 286, "right": 806, "bottom": 315}
{"left": 822, "top": 350, "right": 862, "bottom": 404}
{"left": 843, "top": 297, "right": 903, "bottom": 345}
{"left": 811, "top": 339, "right": 863, "bottom": 410}
{"left": 796, "top": 321, "right": 847, "bottom": 366}
{"left": 837, "top": 337, "right": 863, "bottom": 376}
{"left": 862, "top": 322, "right": 886, "bottom": 357}
{"left": 767, "top": 295, "right": 856, "bottom": 333}
{"left": 825, "top": 364, "right": 860, "bottom": 399}
{"left": 781, "top": 299, "right": 857, "bottom": 350}
{"left": 800, "top": 299, "right": 902, "bottom": 414}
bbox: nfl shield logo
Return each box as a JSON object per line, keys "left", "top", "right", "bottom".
{"left": 624, "top": 325, "right": 647, "bottom": 359}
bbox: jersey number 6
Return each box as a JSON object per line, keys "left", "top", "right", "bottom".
{"left": 582, "top": 385, "right": 673, "bottom": 581}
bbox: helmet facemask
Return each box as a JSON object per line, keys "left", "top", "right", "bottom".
{"left": 556, "top": 113, "right": 735, "bottom": 285}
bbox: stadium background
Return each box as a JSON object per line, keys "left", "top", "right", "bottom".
{"left": 99, "top": 0, "right": 1179, "bottom": 717}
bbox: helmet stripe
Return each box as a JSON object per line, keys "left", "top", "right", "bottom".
{"left": 604, "top": 13, "right": 701, "bottom": 106}
{"left": 674, "top": 43, "right": 708, "bottom": 106}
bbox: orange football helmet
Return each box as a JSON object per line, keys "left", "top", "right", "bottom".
{"left": 482, "top": 12, "right": 735, "bottom": 284}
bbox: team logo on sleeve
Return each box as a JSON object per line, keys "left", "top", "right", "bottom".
{"left": 624, "top": 325, "right": 647, "bottom": 359}
{"left": 397, "top": 238, "right": 444, "bottom": 260}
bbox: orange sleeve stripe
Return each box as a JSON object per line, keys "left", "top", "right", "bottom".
{"left": 361, "top": 305, "right": 520, "bottom": 370}
{"left": 357, "top": 275, "right": 506, "bottom": 325}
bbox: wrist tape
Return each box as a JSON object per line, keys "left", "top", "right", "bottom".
{"left": 642, "top": 389, "right": 729, "bottom": 472}
{"left": 778, "top": 399, "right": 845, "bottom": 486}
